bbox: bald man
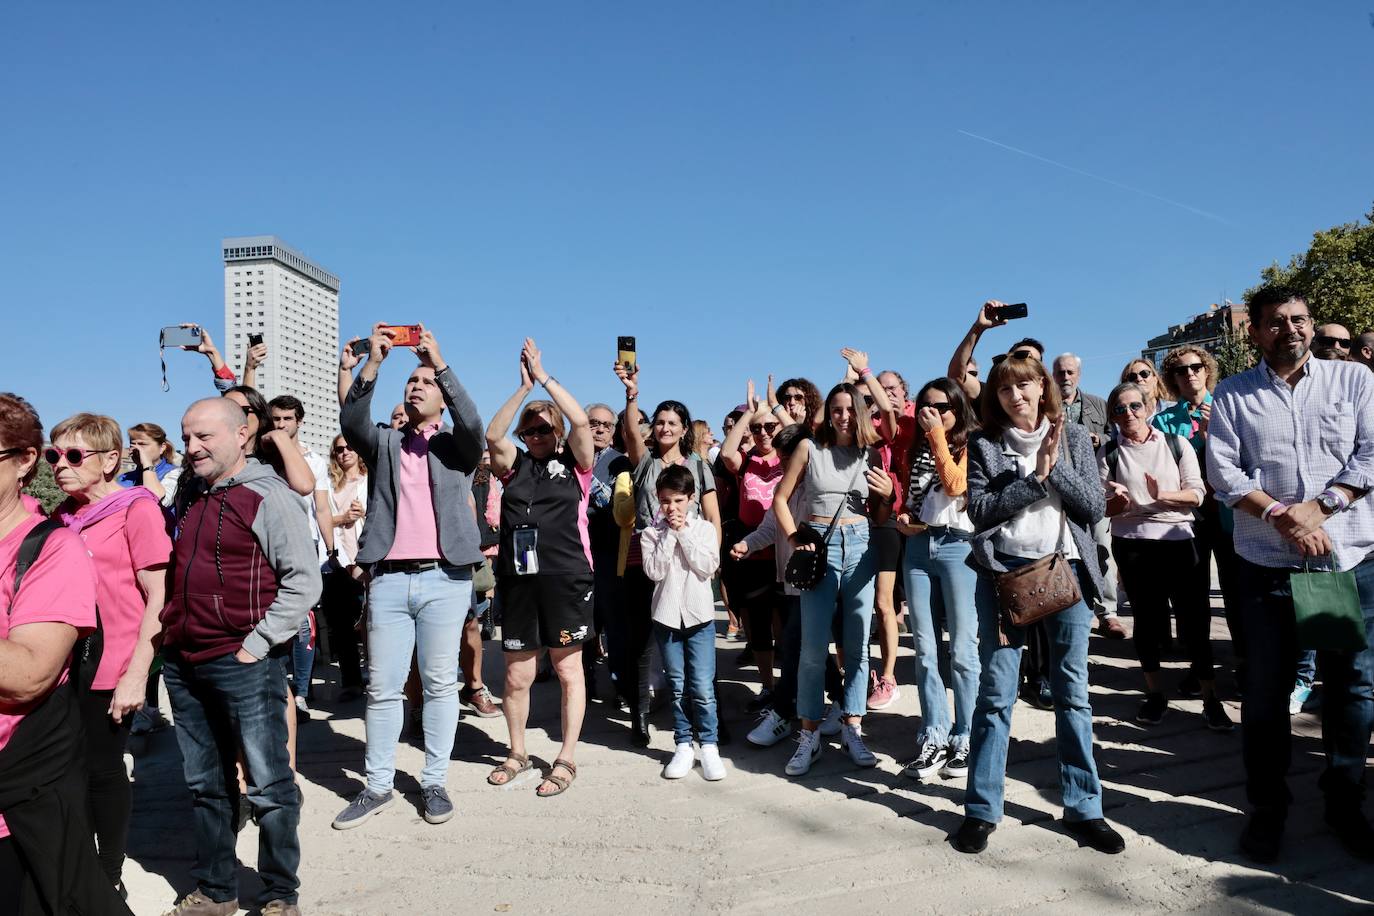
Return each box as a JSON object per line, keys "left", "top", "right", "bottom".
{"left": 159, "top": 398, "right": 320, "bottom": 916}
{"left": 1314, "top": 323, "right": 1353, "bottom": 361}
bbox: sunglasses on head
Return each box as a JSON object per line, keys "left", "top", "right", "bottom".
{"left": 920, "top": 402, "right": 954, "bottom": 414}
{"left": 1112, "top": 402, "right": 1146, "bottom": 417}
{"left": 1316, "top": 335, "right": 1352, "bottom": 349}
{"left": 1171, "top": 362, "right": 1206, "bottom": 376}
{"left": 1125, "top": 368, "right": 1153, "bottom": 382}
{"left": 519, "top": 424, "right": 555, "bottom": 439}
{"left": 748, "top": 422, "right": 780, "bottom": 435}
{"left": 1009, "top": 349, "right": 1035, "bottom": 361}
{"left": 44, "top": 447, "right": 106, "bottom": 467}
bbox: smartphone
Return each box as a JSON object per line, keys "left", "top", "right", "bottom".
{"left": 349, "top": 339, "right": 371, "bottom": 358}
{"left": 617, "top": 336, "right": 637, "bottom": 373}
{"left": 161, "top": 325, "right": 202, "bottom": 349}
{"left": 248, "top": 332, "right": 264, "bottom": 348}
{"left": 992, "top": 302, "right": 1029, "bottom": 321}
{"left": 381, "top": 325, "right": 422, "bottom": 347}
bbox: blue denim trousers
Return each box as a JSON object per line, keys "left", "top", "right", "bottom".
{"left": 654, "top": 620, "right": 719, "bottom": 745}
{"left": 965, "top": 558, "right": 1103, "bottom": 824}
{"left": 364, "top": 565, "right": 472, "bottom": 793}
{"left": 797, "top": 521, "right": 876, "bottom": 722}
{"left": 163, "top": 650, "right": 301, "bottom": 906}
{"left": 290, "top": 614, "right": 314, "bottom": 700}
{"left": 903, "top": 527, "right": 980, "bottom": 749}
{"left": 1235, "top": 555, "right": 1374, "bottom": 813}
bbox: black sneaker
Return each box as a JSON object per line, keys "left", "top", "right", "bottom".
{"left": 940, "top": 742, "right": 970, "bottom": 779}
{"left": 1203, "top": 695, "right": 1234, "bottom": 732}
{"left": 1177, "top": 672, "right": 1202, "bottom": 699}
{"left": 1136, "top": 692, "right": 1167, "bottom": 725}
{"left": 1064, "top": 818, "right": 1126, "bottom": 854}
{"left": 746, "top": 689, "right": 774, "bottom": 714}
{"left": 1240, "top": 810, "right": 1285, "bottom": 863}
{"left": 951, "top": 817, "right": 996, "bottom": 854}
{"left": 1326, "top": 807, "right": 1374, "bottom": 862}
{"left": 902, "top": 737, "right": 949, "bottom": 782}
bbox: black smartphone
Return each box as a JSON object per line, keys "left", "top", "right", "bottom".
{"left": 617, "top": 336, "right": 637, "bottom": 372}
{"left": 248, "top": 332, "right": 264, "bottom": 348}
{"left": 349, "top": 339, "right": 371, "bottom": 358}
{"left": 161, "top": 325, "right": 202, "bottom": 349}
{"left": 992, "top": 302, "right": 1029, "bottom": 321}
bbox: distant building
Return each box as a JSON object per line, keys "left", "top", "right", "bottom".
{"left": 1141, "top": 303, "right": 1247, "bottom": 369}
{"left": 222, "top": 236, "right": 340, "bottom": 456}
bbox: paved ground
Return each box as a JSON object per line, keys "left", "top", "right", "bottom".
{"left": 123, "top": 604, "right": 1374, "bottom": 916}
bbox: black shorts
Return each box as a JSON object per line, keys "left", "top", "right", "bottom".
{"left": 497, "top": 572, "right": 595, "bottom": 652}
{"left": 871, "top": 525, "right": 904, "bottom": 574}
{"left": 729, "top": 558, "right": 785, "bottom": 652}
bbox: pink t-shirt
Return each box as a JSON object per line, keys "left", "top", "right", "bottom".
{"left": 386, "top": 423, "right": 443, "bottom": 561}
{"left": 738, "top": 452, "right": 783, "bottom": 528}
{"left": 67, "top": 497, "right": 173, "bottom": 690}
{"left": 0, "top": 514, "right": 97, "bottom": 838}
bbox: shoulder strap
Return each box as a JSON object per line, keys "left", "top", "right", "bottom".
{"left": 13, "top": 518, "right": 63, "bottom": 600}
{"left": 1165, "top": 433, "right": 1184, "bottom": 465}
{"left": 1103, "top": 440, "right": 1120, "bottom": 481}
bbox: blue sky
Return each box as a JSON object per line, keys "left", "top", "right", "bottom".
{"left": 3, "top": 3, "right": 1372, "bottom": 444}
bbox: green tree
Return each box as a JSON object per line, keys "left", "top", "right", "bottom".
{"left": 22, "top": 456, "right": 64, "bottom": 514}
{"left": 1248, "top": 203, "right": 1374, "bottom": 333}
{"left": 1213, "top": 322, "right": 1256, "bottom": 380}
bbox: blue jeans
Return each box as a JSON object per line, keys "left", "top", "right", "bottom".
{"left": 965, "top": 558, "right": 1102, "bottom": 824}
{"left": 290, "top": 614, "right": 314, "bottom": 700}
{"left": 1295, "top": 649, "right": 1317, "bottom": 687}
{"left": 1235, "top": 555, "right": 1374, "bottom": 813}
{"left": 903, "top": 527, "right": 980, "bottom": 749}
{"left": 163, "top": 650, "right": 301, "bottom": 906}
{"left": 364, "top": 565, "right": 472, "bottom": 793}
{"left": 655, "top": 621, "right": 719, "bottom": 744}
{"left": 798, "top": 521, "right": 875, "bottom": 722}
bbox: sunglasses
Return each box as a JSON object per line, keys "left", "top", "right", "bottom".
{"left": 919, "top": 402, "right": 954, "bottom": 413}
{"left": 1009, "top": 349, "right": 1035, "bottom": 361}
{"left": 519, "top": 424, "right": 556, "bottom": 439}
{"left": 1171, "top": 362, "right": 1206, "bottom": 376}
{"left": 0, "top": 447, "right": 28, "bottom": 461}
{"left": 1316, "top": 335, "right": 1352, "bottom": 349}
{"left": 44, "top": 447, "right": 107, "bottom": 467}
{"left": 780, "top": 392, "right": 807, "bottom": 403}
{"left": 967, "top": 368, "right": 979, "bottom": 377}
{"left": 748, "top": 423, "right": 780, "bottom": 435}
{"left": 588, "top": 419, "right": 616, "bottom": 430}
{"left": 1112, "top": 402, "right": 1146, "bottom": 417}
{"left": 333, "top": 444, "right": 352, "bottom": 453}
{"left": 1125, "top": 368, "right": 1154, "bottom": 382}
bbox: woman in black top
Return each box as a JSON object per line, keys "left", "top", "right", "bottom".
{"left": 485, "top": 338, "right": 596, "bottom": 797}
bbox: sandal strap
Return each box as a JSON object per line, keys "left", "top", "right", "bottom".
{"left": 541, "top": 773, "right": 570, "bottom": 791}
{"left": 551, "top": 758, "right": 577, "bottom": 776}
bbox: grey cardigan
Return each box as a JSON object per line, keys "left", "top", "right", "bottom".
{"left": 341, "top": 368, "right": 486, "bottom": 568}
{"left": 965, "top": 421, "right": 1107, "bottom": 604}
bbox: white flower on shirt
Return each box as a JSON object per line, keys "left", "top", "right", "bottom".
{"left": 546, "top": 459, "right": 568, "bottom": 479}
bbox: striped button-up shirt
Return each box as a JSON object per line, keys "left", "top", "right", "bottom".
{"left": 1207, "top": 356, "right": 1374, "bottom": 571}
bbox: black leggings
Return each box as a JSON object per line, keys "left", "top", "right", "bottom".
{"left": 80, "top": 688, "right": 132, "bottom": 885}
{"left": 0, "top": 837, "right": 26, "bottom": 913}
{"left": 1114, "top": 535, "right": 1214, "bottom": 677}
{"left": 731, "top": 559, "right": 785, "bottom": 653}
{"left": 322, "top": 570, "right": 365, "bottom": 690}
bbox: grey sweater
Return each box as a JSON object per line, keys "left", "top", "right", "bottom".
{"left": 340, "top": 367, "right": 486, "bottom": 568}
{"left": 965, "top": 422, "right": 1107, "bottom": 603}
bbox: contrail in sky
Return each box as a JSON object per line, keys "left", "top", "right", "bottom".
{"left": 957, "top": 129, "right": 1232, "bottom": 226}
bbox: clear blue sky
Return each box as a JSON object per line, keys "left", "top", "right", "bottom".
{"left": 3, "top": 3, "right": 1371, "bottom": 444}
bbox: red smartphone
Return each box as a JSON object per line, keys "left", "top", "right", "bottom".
{"left": 381, "top": 325, "right": 422, "bottom": 347}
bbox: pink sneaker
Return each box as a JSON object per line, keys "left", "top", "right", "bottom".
{"left": 867, "top": 675, "right": 901, "bottom": 711}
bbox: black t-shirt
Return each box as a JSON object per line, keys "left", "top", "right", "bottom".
{"left": 498, "top": 449, "right": 594, "bottom": 577}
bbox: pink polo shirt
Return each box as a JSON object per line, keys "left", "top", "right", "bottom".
{"left": 386, "top": 422, "right": 443, "bottom": 560}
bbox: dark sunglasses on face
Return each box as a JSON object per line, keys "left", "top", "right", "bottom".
{"left": 1112, "top": 402, "right": 1146, "bottom": 417}
{"left": 1316, "top": 335, "right": 1352, "bottom": 349}
{"left": 333, "top": 444, "right": 351, "bottom": 453}
{"left": 519, "top": 424, "right": 555, "bottom": 439}
{"left": 780, "top": 393, "right": 806, "bottom": 403}
{"left": 748, "top": 423, "right": 780, "bottom": 435}
{"left": 44, "top": 447, "right": 106, "bottom": 467}
{"left": 588, "top": 419, "right": 615, "bottom": 430}
{"left": 1125, "top": 369, "right": 1153, "bottom": 382}
{"left": 1171, "top": 362, "right": 1206, "bottom": 376}
{"left": 920, "top": 402, "right": 954, "bottom": 414}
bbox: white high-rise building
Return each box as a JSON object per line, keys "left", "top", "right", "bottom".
{"left": 222, "top": 236, "right": 341, "bottom": 456}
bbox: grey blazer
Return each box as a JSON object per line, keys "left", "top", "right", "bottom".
{"left": 341, "top": 368, "right": 486, "bottom": 568}
{"left": 1073, "top": 392, "right": 1109, "bottom": 442}
{"left": 966, "top": 422, "right": 1106, "bottom": 604}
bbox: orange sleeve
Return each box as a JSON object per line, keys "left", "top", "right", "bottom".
{"left": 926, "top": 426, "right": 967, "bottom": 497}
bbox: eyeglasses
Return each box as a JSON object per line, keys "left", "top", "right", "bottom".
{"left": 0, "top": 447, "right": 27, "bottom": 461}
{"left": 919, "top": 402, "right": 954, "bottom": 414}
{"left": 519, "top": 424, "right": 555, "bottom": 439}
{"left": 1264, "top": 314, "right": 1310, "bottom": 333}
{"left": 1315, "top": 335, "right": 1352, "bottom": 350}
{"left": 1171, "top": 362, "right": 1207, "bottom": 376}
{"left": 588, "top": 419, "right": 616, "bottom": 430}
{"left": 748, "top": 423, "right": 780, "bottom": 435}
{"left": 780, "top": 392, "right": 807, "bottom": 403}
{"left": 1111, "top": 402, "right": 1146, "bottom": 417}
{"left": 1125, "top": 368, "right": 1154, "bottom": 382}
{"left": 44, "top": 447, "right": 107, "bottom": 467}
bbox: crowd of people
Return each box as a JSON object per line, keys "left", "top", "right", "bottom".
{"left": 0, "top": 287, "right": 1371, "bottom": 916}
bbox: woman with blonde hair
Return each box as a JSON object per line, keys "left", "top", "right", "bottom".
{"left": 324, "top": 433, "right": 368, "bottom": 701}
{"left": 1119, "top": 358, "right": 1170, "bottom": 417}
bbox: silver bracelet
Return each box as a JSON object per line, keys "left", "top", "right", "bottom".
{"left": 539, "top": 375, "right": 556, "bottom": 389}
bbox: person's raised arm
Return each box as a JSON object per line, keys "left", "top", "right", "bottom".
{"left": 720, "top": 381, "right": 763, "bottom": 476}
{"left": 187, "top": 324, "right": 237, "bottom": 392}
{"left": 948, "top": 301, "right": 1006, "bottom": 401}
{"left": 339, "top": 327, "right": 392, "bottom": 467}
{"left": 242, "top": 341, "right": 268, "bottom": 391}
{"left": 615, "top": 361, "right": 646, "bottom": 466}
{"left": 258, "top": 430, "right": 316, "bottom": 497}
{"left": 773, "top": 438, "right": 812, "bottom": 544}
{"left": 486, "top": 349, "right": 534, "bottom": 478}
{"left": 523, "top": 338, "right": 594, "bottom": 471}
{"left": 338, "top": 337, "right": 362, "bottom": 406}
{"left": 842, "top": 348, "right": 898, "bottom": 437}
{"left": 415, "top": 324, "right": 484, "bottom": 471}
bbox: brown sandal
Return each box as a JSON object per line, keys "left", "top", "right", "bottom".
{"left": 487, "top": 753, "right": 531, "bottom": 786}
{"left": 536, "top": 758, "right": 577, "bottom": 797}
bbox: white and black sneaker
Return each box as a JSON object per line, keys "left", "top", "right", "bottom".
{"left": 940, "top": 741, "right": 970, "bottom": 779}
{"left": 902, "top": 737, "right": 948, "bottom": 781}
{"left": 747, "top": 709, "right": 792, "bottom": 747}
{"left": 785, "top": 728, "right": 823, "bottom": 777}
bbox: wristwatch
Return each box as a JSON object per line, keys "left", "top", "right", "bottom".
{"left": 1317, "top": 491, "right": 1342, "bottom": 515}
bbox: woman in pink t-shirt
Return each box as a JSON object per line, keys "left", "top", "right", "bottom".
{"left": 49, "top": 413, "right": 171, "bottom": 893}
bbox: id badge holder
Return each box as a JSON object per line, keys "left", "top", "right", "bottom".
{"left": 513, "top": 524, "right": 540, "bottom": 576}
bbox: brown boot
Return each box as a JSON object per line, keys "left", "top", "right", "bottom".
{"left": 162, "top": 890, "right": 238, "bottom": 916}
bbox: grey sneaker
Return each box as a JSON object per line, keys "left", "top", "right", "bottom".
{"left": 421, "top": 785, "right": 454, "bottom": 824}
{"left": 331, "top": 788, "right": 394, "bottom": 830}
{"left": 161, "top": 890, "right": 238, "bottom": 916}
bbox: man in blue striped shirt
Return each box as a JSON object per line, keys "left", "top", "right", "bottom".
{"left": 1207, "top": 285, "right": 1374, "bottom": 865}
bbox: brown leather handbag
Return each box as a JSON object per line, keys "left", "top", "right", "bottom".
{"left": 993, "top": 550, "right": 1081, "bottom": 628}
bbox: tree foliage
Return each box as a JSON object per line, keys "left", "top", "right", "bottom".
{"left": 22, "top": 458, "right": 64, "bottom": 515}
{"left": 1248, "top": 203, "right": 1374, "bottom": 333}
{"left": 1213, "top": 323, "right": 1256, "bottom": 380}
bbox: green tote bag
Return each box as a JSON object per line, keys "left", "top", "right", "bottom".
{"left": 1290, "top": 562, "right": 1368, "bottom": 652}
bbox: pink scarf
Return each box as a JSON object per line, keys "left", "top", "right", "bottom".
{"left": 58, "top": 486, "right": 157, "bottom": 532}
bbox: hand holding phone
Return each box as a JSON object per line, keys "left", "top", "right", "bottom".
{"left": 161, "top": 325, "right": 203, "bottom": 349}
{"left": 991, "top": 302, "right": 1029, "bottom": 321}
{"left": 381, "top": 325, "right": 422, "bottom": 347}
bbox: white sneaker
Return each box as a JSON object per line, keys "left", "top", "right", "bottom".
{"left": 294, "top": 695, "right": 310, "bottom": 721}
{"left": 747, "top": 710, "right": 792, "bottom": 747}
{"left": 841, "top": 723, "right": 877, "bottom": 767}
{"left": 662, "top": 743, "right": 696, "bottom": 780}
{"left": 785, "top": 729, "right": 823, "bottom": 777}
{"left": 818, "top": 704, "right": 843, "bottom": 737}
{"left": 700, "top": 744, "right": 727, "bottom": 781}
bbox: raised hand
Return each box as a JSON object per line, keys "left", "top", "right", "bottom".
{"left": 414, "top": 323, "right": 445, "bottom": 370}
{"left": 977, "top": 300, "right": 1010, "bottom": 330}
{"left": 766, "top": 374, "right": 779, "bottom": 409}
{"left": 841, "top": 347, "right": 870, "bottom": 375}
{"left": 917, "top": 406, "right": 941, "bottom": 432}
{"left": 245, "top": 342, "right": 268, "bottom": 371}
{"left": 340, "top": 338, "right": 363, "bottom": 371}
{"left": 614, "top": 361, "right": 639, "bottom": 400}
{"left": 367, "top": 323, "right": 394, "bottom": 364}
{"left": 522, "top": 337, "right": 546, "bottom": 383}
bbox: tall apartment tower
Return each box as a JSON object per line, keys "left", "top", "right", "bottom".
{"left": 222, "top": 236, "right": 341, "bottom": 456}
